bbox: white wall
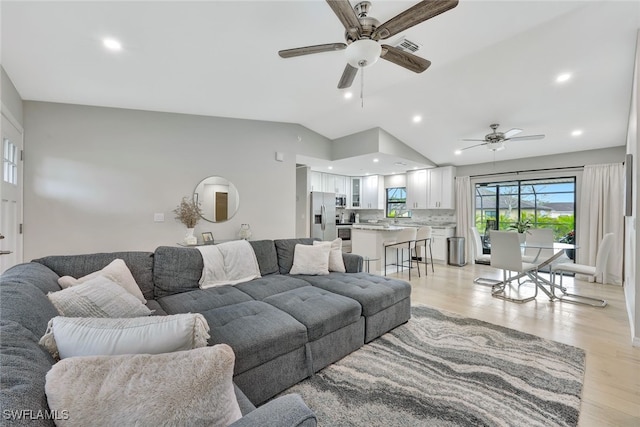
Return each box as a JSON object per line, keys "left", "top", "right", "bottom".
{"left": 1, "top": 67, "right": 23, "bottom": 127}
{"left": 23, "top": 101, "right": 331, "bottom": 259}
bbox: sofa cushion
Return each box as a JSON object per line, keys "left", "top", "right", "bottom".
{"left": 33, "top": 252, "right": 155, "bottom": 301}
{"left": 248, "top": 240, "right": 279, "bottom": 276}
{"left": 234, "top": 275, "right": 310, "bottom": 301}
{"left": 0, "top": 320, "right": 56, "bottom": 427}
{"left": 45, "top": 345, "right": 242, "bottom": 427}
{"left": 47, "top": 277, "right": 152, "bottom": 318}
{"left": 274, "top": 238, "right": 315, "bottom": 274}
{"left": 299, "top": 272, "right": 411, "bottom": 316}
{"left": 0, "top": 282, "right": 60, "bottom": 339}
{"left": 153, "top": 246, "right": 203, "bottom": 298}
{"left": 158, "top": 286, "right": 253, "bottom": 315}
{"left": 200, "top": 301, "right": 308, "bottom": 375}
{"left": 58, "top": 258, "right": 146, "bottom": 303}
{"left": 2, "top": 262, "right": 62, "bottom": 294}
{"left": 263, "top": 287, "right": 361, "bottom": 341}
{"left": 40, "top": 314, "right": 210, "bottom": 359}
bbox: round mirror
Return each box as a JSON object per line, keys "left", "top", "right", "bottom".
{"left": 194, "top": 176, "right": 239, "bottom": 223}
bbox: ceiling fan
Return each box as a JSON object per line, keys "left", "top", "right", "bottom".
{"left": 278, "top": 0, "right": 459, "bottom": 89}
{"left": 457, "top": 124, "right": 546, "bottom": 153}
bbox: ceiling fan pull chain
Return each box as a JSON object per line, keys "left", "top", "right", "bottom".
{"left": 360, "top": 67, "right": 365, "bottom": 108}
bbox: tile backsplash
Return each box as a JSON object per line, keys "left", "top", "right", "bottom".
{"left": 342, "top": 209, "right": 456, "bottom": 224}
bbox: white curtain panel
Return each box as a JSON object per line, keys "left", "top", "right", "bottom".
{"left": 455, "top": 176, "right": 473, "bottom": 263}
{"left": 578, "top": 163, "right": 624, "bottom": 284}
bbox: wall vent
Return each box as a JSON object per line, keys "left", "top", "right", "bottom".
{"left": 391, "top": 37, "right": 422, "bottom": 53}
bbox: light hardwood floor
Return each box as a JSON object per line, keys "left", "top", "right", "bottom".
{"left": 385, "top": 262, "right": 640, "bottom": 427}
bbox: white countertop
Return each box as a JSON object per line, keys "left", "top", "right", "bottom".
{"left": 352, "top": 223, "right": 456, "bottom": 230}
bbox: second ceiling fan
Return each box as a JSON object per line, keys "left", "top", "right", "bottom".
{"left": 278, "top": 0, "right": 459, "bottom": 89}
{"left": 457, "top": 124, "right": 546, "bottom": 153}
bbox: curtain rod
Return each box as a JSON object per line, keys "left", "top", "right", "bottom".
{"left": 469, "top": 165, "right": 585, "bottom": 179}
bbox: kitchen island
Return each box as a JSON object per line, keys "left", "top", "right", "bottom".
{"left": 351, "top": 223, "right": 455, "bottom": 274}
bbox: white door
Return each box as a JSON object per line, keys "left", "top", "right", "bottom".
{"left": 1, "top": 113, "right": 24, "bottom": 273}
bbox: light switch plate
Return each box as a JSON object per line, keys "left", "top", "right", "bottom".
{"left": 154, "top": 213, "right": 165, "bottom": 222}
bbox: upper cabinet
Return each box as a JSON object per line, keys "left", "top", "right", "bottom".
{"left": 427, "top": 166, "right": 456, "bottom": 209}
{"left": 311, "top": 172, "right": 348, "bottom": 195}
{"left": 406, "top": 169, "right": 428, "bottom": 209}
{"left": 350, "top": 177, "right": 361, "bottom": 208}
{"left": 361, "top": 175, "right": 384, "bottom": 209}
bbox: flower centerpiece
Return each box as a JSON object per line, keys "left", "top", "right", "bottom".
{"left": 173, "top": 196, "right": 202, "bottom": 245}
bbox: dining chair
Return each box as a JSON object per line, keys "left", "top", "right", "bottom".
{"left": 471, "top": 227, "right": 491, "bottom": 264}
{"left": 489, "top": 230, "right": 540, "bottom": 303}
{"left": 549, "top": 232, "right": 614, "bottom": 307}
{"left": 414, "top": 226, "right": 434, "bottom": 274}
{"left": 383, "top": 227, "right": 419, "bottom": 279}
{"left": 471, "top": 227, "right": 500, "bottom": 286}
{"left": 521, "top": 228, "right": 555, "bottom": 266}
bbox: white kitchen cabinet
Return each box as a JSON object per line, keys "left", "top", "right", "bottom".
{"left": 406, "top": 169, "right": 428, "bottom": 209}
{"left": 427, "top": 166, "right": 456, "bottom": 209}
{"left": 361, "top": 175, "right": 384, "bottom": 209}
{"left": 310, "top": 171, "right": 323, "bottom": 192}
{"left": 430, "top": 227, "right": 455, "bottom": 262}
{"left": 350, "top": 177, "right": 362, "bottom": 208}
{"left": 334, "top": 175, "right": 348, "bottom": 195}
{"left": 322, "top": 174, "right": 335, "bottom": 194}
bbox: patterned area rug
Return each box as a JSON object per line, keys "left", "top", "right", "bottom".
{"left": 284, "top": 305, "right": 585, "bottom": 427}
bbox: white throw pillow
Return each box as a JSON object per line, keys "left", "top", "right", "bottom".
{"left": 39, "top": 314, "right": 210, "bottom": 360}
{"left": 314, "top": 238, "right": 346, "bottom": 273}
{"left": 48, "top": 276, "right": 152, "bottom": 318}
{"left": 45, "top": 345, "right": 242, "bottom": 427}
{"left": 289, "top": 243, "right": 331, "bottom": 275}
{"left": 58, "top": 258, "right": 146, "bottom": 303}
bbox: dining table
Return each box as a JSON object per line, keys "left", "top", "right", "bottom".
{"left": 491, "top": 241, "right": 578, "bottom": 301}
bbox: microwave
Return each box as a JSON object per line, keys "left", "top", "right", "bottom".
{"left": 336, "top": 194, "right": 347, "bottom": 208}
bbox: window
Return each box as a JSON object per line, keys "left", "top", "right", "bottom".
{"left": 475, "top": 177, "right": 576, "bottom": 249}
{"left": 3, "top": 138, "right": 18, "bottom": 185}
{"left": 386, "top": 187, "right": 411, "bottom": 218}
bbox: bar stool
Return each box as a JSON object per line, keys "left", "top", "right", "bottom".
{"left": 384, "top": 228, "right": 419, "bottom": 279}
{"left": 414, "top": 226, "right": 434, "bottom": 274}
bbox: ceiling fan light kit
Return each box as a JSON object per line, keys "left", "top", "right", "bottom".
{"left": 345, "top": 39, "right": 381, "bottom": 68}
{"left": 278, "top": 0, "right": 459, "bottom": 90}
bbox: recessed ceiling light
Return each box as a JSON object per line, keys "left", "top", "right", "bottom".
{"left": 556, "top": 73, "right": 572, "bottom": 83}
{"left": 328, "top": 166, "right": 333, "bottom": 170}
{"left": 454, "top": 149, "right": 462, "bottom": 155}
{"left": 103, "top": 38, "right": 122, "bottom": 51}
{"left": 344, "top": 92, "right": 353, "bottom": 99}
{"left": 571, "top": 129, "right": 583, "bottom": 137}
{"left": 373, "top": 158, "right": 379, "bottom": 163}
{"left": 412, "top": 115, "right": 422, "bottom": 123}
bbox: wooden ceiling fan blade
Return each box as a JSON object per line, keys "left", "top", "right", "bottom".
{"left": 380, "top": 45, "right": 430, "bottom": 73}
{"left": 338, "top": 64, "right": 358, "bottom": 89}
{"left": 326, "top": 0, "right": 362, "bottom": 38}
{"left": 278, "top": 43, "right": 347, "bottom": 58}
{"left": 503, "top": 128, "right": 523, "bottom": 138}
{"left": 507, "top": 134, "right": 545, "bottom": 141}
{"left": 372, "top": 0, "right": 459, "bottom": 40}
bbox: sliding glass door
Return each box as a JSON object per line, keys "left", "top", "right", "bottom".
{"left": 475, "top": 177, "right": 576, "bottom": 252}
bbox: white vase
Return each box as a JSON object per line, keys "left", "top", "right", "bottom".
{"left": 239, "top": 224, "right": 252, "bottom": 240}
{"left": 183, "top": 228, "right": 197, "bottom": 246}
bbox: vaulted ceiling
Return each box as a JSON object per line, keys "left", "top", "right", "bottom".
{"left": 2, "top": 1, "right": 639, "bottom": 174}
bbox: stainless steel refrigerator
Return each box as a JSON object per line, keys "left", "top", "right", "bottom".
{"left": 310, "top": 191, "right": 337, "bottom": 241}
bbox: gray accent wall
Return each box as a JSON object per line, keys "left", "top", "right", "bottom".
{"left": 22, "top": 101, "right": 331, "bottom": 259}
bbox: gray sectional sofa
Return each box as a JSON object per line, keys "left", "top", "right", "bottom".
{"left": 0, "top": 238, "right": 411, "bottom": 426}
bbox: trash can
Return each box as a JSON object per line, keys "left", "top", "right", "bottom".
{"left": 447, "top": 237, "right": 466, "bottom": 266}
